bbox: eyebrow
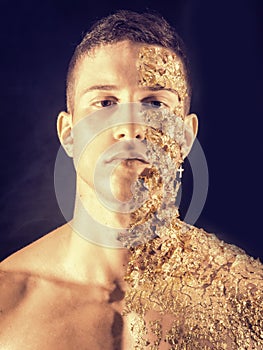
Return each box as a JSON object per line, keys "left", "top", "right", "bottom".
{"left": 144, "top": 86, "right": 179, "bottom": 96}
{"left": 82, "top": 85, "right": 119, "bottom": 93}
{"left": 81, "top": 84, "right": 179, "bottom": 96}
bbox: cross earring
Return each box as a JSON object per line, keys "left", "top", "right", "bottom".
{"left": 177, "top": 165, "right": 184, "bottom": 178}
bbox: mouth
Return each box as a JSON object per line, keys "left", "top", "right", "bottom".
{"left": 106, "top": 153, "right": 149, "bottom": 165}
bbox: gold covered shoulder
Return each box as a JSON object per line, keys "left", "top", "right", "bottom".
{"left": 124, "top": 220, "right": 263, "bottom": 349}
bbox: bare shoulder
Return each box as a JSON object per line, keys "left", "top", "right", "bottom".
{"left": 0, "top": 223, "right": 70, "bottom": 319}
{"left": 0, "top": 223, "right": 70, "bottom": 275}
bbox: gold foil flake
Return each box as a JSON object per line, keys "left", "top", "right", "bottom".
{"left": 129, "top": 315, "right": 149, "bottom": 349}
{"left": 145, "top": 127, "right": 182, "bottom": 163}
{"left": 142, "top": 108, "right": 185, "bottom": 146}
{"left": 137, "top": 46, "right": 188, "bottom": 119}
{"left": 123, "top": 217, "right": 263, "bottom": 348}
{"left": 130, "top": 166, "right": 163, "bottom": 225}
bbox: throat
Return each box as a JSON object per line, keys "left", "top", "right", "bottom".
{"left": 63, "top": 228, "right": 130, "bottom": 287}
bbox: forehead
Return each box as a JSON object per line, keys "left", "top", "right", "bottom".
{"left": 75, "top": 41, "right": 140, "bottom": 88}
{"left": 136, "top": 45, "right": 188, "bottom": 101}
{"left": 74, "top": 41, "right": 186, "bottom": 87}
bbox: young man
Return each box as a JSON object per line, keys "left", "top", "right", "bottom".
{"left": 0, "top": 10, "right": 262, "bottom": 350}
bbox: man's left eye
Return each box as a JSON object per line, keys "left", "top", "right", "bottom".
{"left": 143, "top": 101, "right": 165, "bottom": 109}
{"left": 150, "top": 101, "right": 163, "bottom": 108}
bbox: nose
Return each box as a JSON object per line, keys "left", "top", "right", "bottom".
{"left": 112, "top": 104, "right": 145, "bottom": 140}
{"left": 113, "top": 123, "right": 144, "bottom": 140}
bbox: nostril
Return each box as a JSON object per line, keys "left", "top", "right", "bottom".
{"left": 136, "top": 134, "right": 142, "bottom": 139}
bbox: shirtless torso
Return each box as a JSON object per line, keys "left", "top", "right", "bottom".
{"left": 1, "top": 222, "right": 263, "bottom": 350}
{"left": 0, "top": 224, "right": 137, "bottom": 350}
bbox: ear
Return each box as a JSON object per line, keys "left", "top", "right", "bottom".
{"left": 181, "top": 113, "right": 198, "bottom": 159}
{"left": 57, "top": 111, "right": 74, "bottom": 157}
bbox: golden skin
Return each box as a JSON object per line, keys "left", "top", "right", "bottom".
{"left": 124, "top": 46, "right": 191, "bottom": 244}
{"left": 137, "top": 46, "right": 189, "bottom": 119}
{"left": 125, "top": 122, "right": 184, "bottom": 247}
{"left": 124, "top": 218, "right": 263, "bottom": 349}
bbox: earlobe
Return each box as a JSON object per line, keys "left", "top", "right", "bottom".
{"left": 57, "top": 111, "right": 74, "bottom": 157}
{"left": 181, "top": 113, "right": 198, "bottom": 159}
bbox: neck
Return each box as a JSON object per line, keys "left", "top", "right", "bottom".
{"left": 63, "top": 228, "right": 130, "bottom": 288}
{"left": 62, "top": 177, "right": 132, "bottom": 286}
{"left": 73, "top": 176, "right": 134, "bottom": 244}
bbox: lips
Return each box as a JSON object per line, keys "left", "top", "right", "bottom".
{"left": 105, "top": 152, "right": 149, "bottom": 164}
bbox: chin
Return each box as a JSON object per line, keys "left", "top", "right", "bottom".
{"left": 110, "top": 176, "right": 134, "bottom": 201}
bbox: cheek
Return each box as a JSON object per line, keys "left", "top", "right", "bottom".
{"left": 73, "top": 129, "right": 113, "bottom": 175}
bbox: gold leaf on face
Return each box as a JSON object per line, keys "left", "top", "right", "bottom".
{"left": 117, "top": 109, "right": 185, "bottom": 248}
{"left": 137, "top": 46, "right": 188, "bottom": 119}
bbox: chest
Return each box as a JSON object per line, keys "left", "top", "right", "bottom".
{"left": 0, "top": 293, "right": 176, "bottom": 350}
{"left": 0, "top": 285, "right": 137, "bottom": 350}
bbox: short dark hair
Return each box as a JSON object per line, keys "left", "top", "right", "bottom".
{"left": 66, "top": 10, "right": 191, "bottom": 113}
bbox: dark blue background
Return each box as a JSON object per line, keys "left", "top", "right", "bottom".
{"left": 0, "top": 0, "right": 262, "bottom": 260}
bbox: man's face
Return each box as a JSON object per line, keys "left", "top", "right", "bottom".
{"left": 59, "top": 40, "right": 193, "bottom": 207}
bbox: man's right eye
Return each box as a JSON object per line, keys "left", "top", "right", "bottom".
{"left": 95, "top": 100, "right": 117, "bottom": 108}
